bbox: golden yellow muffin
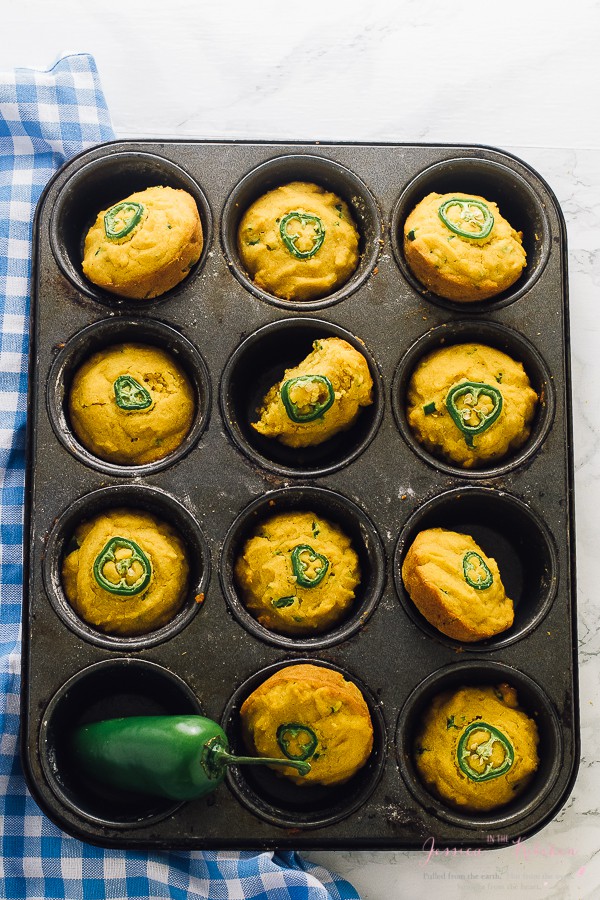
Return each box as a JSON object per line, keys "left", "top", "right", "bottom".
{"left": 234, "top": 511, "right": 361, "bottom": 635}
{"left": 82, "top": 186, "right": 202, "bottom": 299}
{"left": 240, "top": 664, "right": 374, "bottom": 786}
{"left": 69, "top": 343, "right": 195, "bottom": 466}
{"left": 402, "top": 528, "right": 514, "bottom": 641}
{"left": 406, "top": 343, "right": 538, "bottom": 468}
{"left": 252, "top": 337, "right": 373, "bottom": 448}
{"left": 404, "top": 192, "right": 526, "bottom": 302}
{"left": 414, "top": 684, "right": 539, "bottom": 812}
{"left": 238, "top": 181, "right": 360, "bottom": 301}
{"left": 62, "top": 508, "right": 189, "bottom": 636}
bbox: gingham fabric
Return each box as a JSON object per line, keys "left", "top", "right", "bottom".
{"left": 0, "top": 53, "right": 361, "bottom": 900}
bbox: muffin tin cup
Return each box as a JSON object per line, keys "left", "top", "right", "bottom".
{"left": 42, "top": 484, "right": 211, "bottom": 651}
{"left": 391, "top": 319, "right": 555, "bottom": 479}
{"left": 219, "top": 485, "right": 386, "bottom": 651}
{"left": 50, "top": 150, "right": 213, "bottom": 307}
{"left": 39, "top": 659, "right": 203, "bottom": 828}
{"left": 393, "top": 486, "right": 559, "bottom": 651}
{"left": 220, "top": 317, "right": 384, "bottom": 478}
{"left": 395, "top": 661, "right": 563, "bottom": 830}
{"left": 46, "top": 317, "right": 212, "bottom": 476}
{"left": 221, "top": 154, "right": 381, "bottom": 311}
{"left": 24, "top": 141, "right": 577, "bottom": 850}
{"left": 221, "top": 658, "right": 387, "bottom": 829}
{"left": 390, "top": 156, "right": 551, "bottom": 313}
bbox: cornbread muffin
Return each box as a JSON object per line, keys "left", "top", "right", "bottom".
{"left": 402, "top": 528, "right": 514, "bottom": 641}
{"left": 238, "top": 181, "right": 360, "bottom": 301}
{"left": 414, "top": 684, "right": 539, "bottom": 812}
{"left": 253, "top": 337, "right": 373, "bottom": 448}
{"left": 404, "top": 192, "right": 526, "bottom": 302}
{"left": 240, "top": 664, "right": 374, "bottom": 786}
{"left": 82, "top": 186, "right": 202, "bottom": 299}
{"left": 406, "top": 343, "right": 538, "bottom": 468}
{"left": 234, "top": 511, "right": 361, "bottom": 635}
{"left": 62, "top": 509, "right": 189, "bottom": 636}
{"left": 69, "top": 343, "right": 195, "bottom": 465}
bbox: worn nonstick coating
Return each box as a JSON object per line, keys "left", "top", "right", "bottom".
{"left": 21, "top": 141, "right": 578, "bottom": 850}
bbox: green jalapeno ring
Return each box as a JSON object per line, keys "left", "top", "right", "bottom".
{"left": 93, "top": 536, "right": 152, "bottom": 596}
{"left": 438, "top": 198, "right": 494, "bottom": 240}
{"left": 445, "top": 381, "right": 503, "bottom": 448}
{"left": 280, "top": 375, "right": 335, "bottom": 423}
{"left": 457, "top": 721, "right": 514, "bottom": 782}
{"left": 291, "top": 543, "right": 329, "bottom": 588}
{"left": 104, "top": 201, "right": 144, "bottom": 240}
{"left": 113, "top": 374, "right": 153, "bottom": 411}
{"left": 463, "top": 550, "right": 494, "bottom": 590}
{"left": 279, "top": 211, "right": 326, "bottom": 259}
{"left": 276, "top": 723, "right": 319, "bottom": 761}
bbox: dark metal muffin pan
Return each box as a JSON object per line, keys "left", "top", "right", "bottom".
{"left": 22, "top": 141, "right": 578, "bottom": 850}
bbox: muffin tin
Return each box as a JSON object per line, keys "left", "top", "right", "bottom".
{"left": 22, "top": 141, "right": 578, "bottom": 849}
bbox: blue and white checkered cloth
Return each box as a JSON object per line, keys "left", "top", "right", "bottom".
{"left": 0, "top": 53, "right": 361, "bottom": 900}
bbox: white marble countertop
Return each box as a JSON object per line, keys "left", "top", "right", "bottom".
{"left": 3, "top": 1, "right": 599, "bottom": 897}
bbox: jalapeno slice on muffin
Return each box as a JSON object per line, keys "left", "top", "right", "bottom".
{"left": 252, "top": 337, "right": 373, "bottom": 448}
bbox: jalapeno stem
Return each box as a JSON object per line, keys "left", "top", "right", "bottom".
{"left": 202, "top": 737, "right": 310, "bottom": 779}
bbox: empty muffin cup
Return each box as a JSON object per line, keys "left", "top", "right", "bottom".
{"left": 220, "top": 317, "right": 383, "bottom": 477}
{"left": 39, "top": 658, "right": 203, "bottom": 828}
{"left": 221, "top": 658, "right": 386, "bottom": 829}
{"left": 221, "top": 154, "right": 381, "bottom": 310}
{"left": 392, "top": 320, "right": 555, "bottom": 478}
{"left": 394, "top": 486, "right": 558, "bottom": 650}
{"left": 50, "top": 150, "right": 212, "bottom": 305}
{"left": 43, "top": 484, "right": 210, "bottom": 651}
{"left": 396, "top": 661, "right": 562, "bottom": 830}
{"left": 47, "top": 317, "right": 211, "bottom": 476}
{"left": 390, "top": 155, "right": 551, "bottom": 312}
{"left": 220, "top": 485, "right": 385, "bottom": 650}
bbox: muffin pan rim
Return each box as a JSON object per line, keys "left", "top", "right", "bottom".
{"left": 221, "top": 656, "right": 388, "bottom": 830}
{"left": 220, "top": 152, "right": 383, "bottom": 311}
{"left": 390, "top": 318, "right": 556, "bottom": 479}
{"left": 389, "top": 155, "right": 552, "bottom": 313}
{"left": 392, "top": 484, "right": 560, "bottom": 652}
{"left": 218, "top": 484, "right": 387, "bottom": 650}
{"left": 219, "top": 316, "right": 385, "bottom": 478}
{"left": 48, "top": 149, "right": 215, "bottom": 307}
{"left": 45, "top": 316, "right": 213, "bottom": 476}
{"left": 395, "top": 659, "right": 564, "bottom": 830}
{"left": 42, "top": 483, "right": 211, "bottom": 651}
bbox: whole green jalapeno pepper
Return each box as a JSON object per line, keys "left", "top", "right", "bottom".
{"left": 457, "top": 721, "right": 514, "bottom": 782}
{"left": 104, "top": 201, "right": 144, "bottom": 240}
{"left": 71, "top": 715, "right": 310, "bottom": 801}
{"left": 280, "top": 374, "right": 335, "bottom": 423}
